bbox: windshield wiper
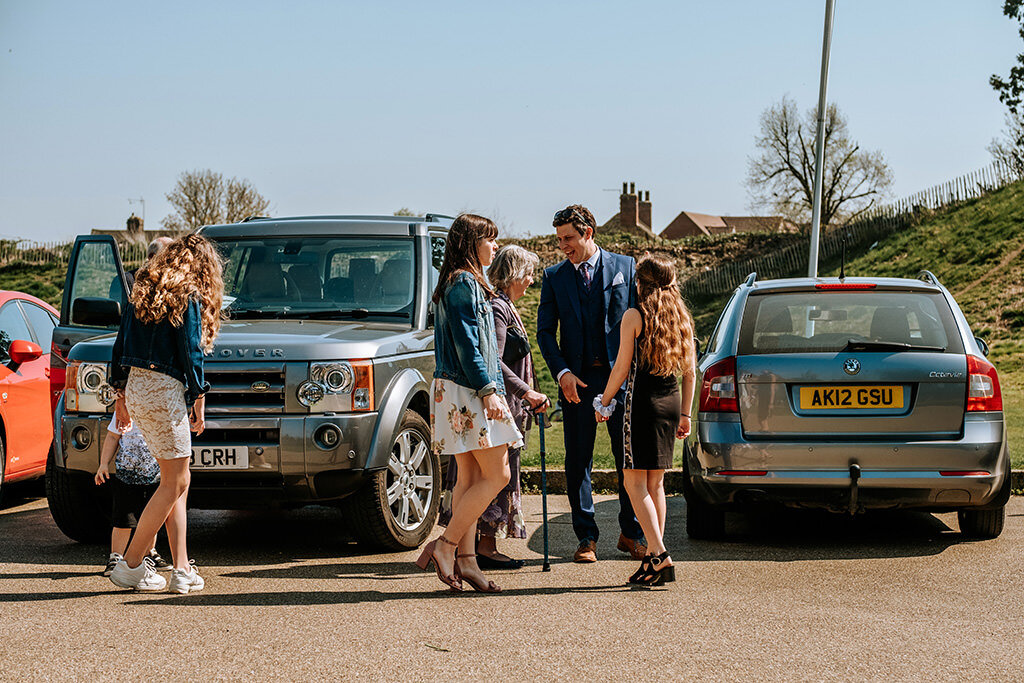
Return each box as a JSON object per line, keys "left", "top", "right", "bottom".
{"left": 227, "top": 308, "right": 287, "bottom": 319}
{"left": 262, "top": 309, "right": 410, "bottom": 320}
{"left": 843, "top": 339, "right": 945, "bottom": 353}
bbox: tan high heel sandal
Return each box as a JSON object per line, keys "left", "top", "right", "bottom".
{"left": 414, "top": 536, "right": 462, "bottom": 591}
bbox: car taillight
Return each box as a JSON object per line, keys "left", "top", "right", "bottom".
{"left": 814, "top": 283, "right": 877, "bottom": 290}
{"left": 699, "top": 356, "right": 738, "bottom": 413}
{"left": 966, "top": 355, "right": 1002, "bottom": 412}
{"left": 351, "top": 360, "right": 375, "bottom": 411}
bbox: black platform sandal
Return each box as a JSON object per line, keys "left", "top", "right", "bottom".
{"left": 635, "top": 551, "right": 675, "bottom": 587}
{"left": 628, "top": 555, "right": 653, "bottom": 585}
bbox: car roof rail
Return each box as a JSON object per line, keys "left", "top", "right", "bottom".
{"left": 425, "top": 213, "right": 455, "bottom": 223}
{"left": 917, "top": 270, "right": 941, "bottom": 286}
{"left": 241, "top": 215, "right": 270, "bottom": 222}
{"left": 744, "top": 272, "right": 757, "bottom": 287}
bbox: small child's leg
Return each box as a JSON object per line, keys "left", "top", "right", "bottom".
{"left": 111, "top": 527, "right": 132, "bottom": 556}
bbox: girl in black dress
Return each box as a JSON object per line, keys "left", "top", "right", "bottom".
{"left": 595, "top": 255, "right": 696, "bottom": 586}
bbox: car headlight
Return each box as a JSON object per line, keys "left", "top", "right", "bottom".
{"left": 65, "top": 361, "right": 115, "bottom": 411}
{"left": 310, "top": 362, "right": 354, "bottom": 394}
{"left": 297, "top": 380, "right": 325, "bottom": 407}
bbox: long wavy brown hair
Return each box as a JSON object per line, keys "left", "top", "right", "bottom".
{"left": 432, "top": 214, "right": 498, "bottom": 303}
{"left": 130, "top": 233, "right": 224, "bottom": 352}
{"left": 635, "top": 255, "right": 695, "bottom": 377}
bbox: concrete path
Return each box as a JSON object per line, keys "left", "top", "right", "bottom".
{"left": 1, "top": 481, "right": 1022, "bottom": 680}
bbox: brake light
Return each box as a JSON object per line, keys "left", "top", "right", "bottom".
{"left": 939, "top": 471, "right": 990, "bottom": 477}
{"left": 699, "top": 356, "right": 738, "bottom": 413}
{"left": 351, "top": 360, "right": 375, "bottom": 411}
{"left": 814, "top": 283, "right": 877, "bottom": 290}
{"left": 716, "top": 470, "right": 767, "bottom": 476}
{"left": 966, "top": 355, "right": 1002, "bottom": 412}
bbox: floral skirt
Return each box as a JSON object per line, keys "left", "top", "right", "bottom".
{"left": 125, "top": 367, "right": 191, "bottom": 460}
{"left": 430, "top": 379, "right": 523, "bottom": 456}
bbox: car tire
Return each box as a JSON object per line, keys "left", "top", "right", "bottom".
{"left": 0, "top": 435, "right": 5, "bottom": 507}
{"left": 343, "top": 410, "right": 440, "bottom": 550}
{"left": 957, "top": 507, "right": 1004, "bottom": 540}
{"left": 45, "top": 447, "right": 109, "bottom": 543}
{"left": 685, "top": 495, "right": 726, "bottom": 540}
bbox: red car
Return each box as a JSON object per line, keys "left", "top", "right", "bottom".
{"left": 0, "top": 291, "right": 59, "bottom": 500}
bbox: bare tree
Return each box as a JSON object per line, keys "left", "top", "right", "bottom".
{"left": 393, "top": 207, "right": 418, "bottom": 216}
{"left": 746, "top": 97, "right": 893, "bottom": 228}
{"left": 988, "top": 111, "right": 1024, "bottom": 178}
{"left": 162, "top": 169, "right": 269, "bottom": 230}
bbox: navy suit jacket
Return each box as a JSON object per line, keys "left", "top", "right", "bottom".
{"left": 536, "top": 249, "right": 638, "bottom": 386}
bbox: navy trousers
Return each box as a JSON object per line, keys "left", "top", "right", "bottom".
{"left": 561, "top": 365, "right": 644, "bottom": 543}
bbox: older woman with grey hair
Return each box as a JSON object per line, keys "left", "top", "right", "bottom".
{"left": 438, "top": 244, "right": 549, "bottom": 569}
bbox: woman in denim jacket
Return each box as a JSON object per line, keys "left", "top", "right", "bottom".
{"left": 106, "top": 233, "right": 223, "bottom": 594}
{"left": 416, "top": 214, "right": 522, "bottom": 593}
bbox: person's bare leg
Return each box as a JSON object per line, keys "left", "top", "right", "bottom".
{"left": 110, "top": 527, "right": 131, "bottom": 556}
{"left": 163, "top": 489, "right": 189, "bottom": 570}
{"left": 453, "top": 454, "right": 482, "bottom": 560}
{"left": 449, "top": 446, "right": 511, "bottom": 588}
{"left": 623, "top": 470, "right": 667, "bottom": 557}
{"left": 123, "top": 458, "right": 190, "bottom": 568}
{"left": 648, "top": 470, "right": 668, "bottom": 537}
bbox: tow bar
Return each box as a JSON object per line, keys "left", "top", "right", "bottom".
{"left": 848, "top": 462, "right": 861, "bottom": 515}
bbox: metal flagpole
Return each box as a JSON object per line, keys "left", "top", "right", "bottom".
{"left": 807, "top": 0, "right": 837, "bottom": 278}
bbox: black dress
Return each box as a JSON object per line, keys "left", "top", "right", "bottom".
{"left": 622, "top": 316, "right": 680, "bottom": 470}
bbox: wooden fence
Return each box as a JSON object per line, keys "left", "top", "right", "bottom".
{"left": 0, "top": 239, "right": 150, "bottom": 269}
{"left": 680, "top": 160, "right": 1020, "bottom": 301}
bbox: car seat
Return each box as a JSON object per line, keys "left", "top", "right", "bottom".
{"left": 869, "top": 307, "right": 912, "bottom": 345}
{"left": 349, "top": 258, "right": 379, "bottom": 302}
{"left": 379, "top": 259, "right": 412, "bottom": 307}
{"left": 240, "top": 261, "right": 287, "bottom": 300}
{"left": 285, "top": 264, "right": 323, "bottom": 302}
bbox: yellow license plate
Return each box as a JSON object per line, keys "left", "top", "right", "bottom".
{"left": 799, "top": 386, "right": 904, "bottom": 410}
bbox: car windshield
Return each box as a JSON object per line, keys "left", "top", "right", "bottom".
{"left": 738, "top": 290, "right": 964, "bottom": 355}
{"left": 214, "top": 236, "right": 416, "bottom": 320}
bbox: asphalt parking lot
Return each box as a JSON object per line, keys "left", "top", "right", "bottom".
{"left": 1, "top": 481, "right": 1022, "bottom": 681}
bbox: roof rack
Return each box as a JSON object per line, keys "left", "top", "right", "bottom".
{"left": 917, "top": 270, "right": 942, "bottom": 286}
{"left": 425, "top": 213, "right": 455, "bottom": 223}
{"left": 241, "top": 215, "right": 270, "bottom": 222}
{"left": 744, "top": 272, "right": 757, "bottom": 287}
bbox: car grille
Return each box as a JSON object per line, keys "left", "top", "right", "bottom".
{"left": 205, "top": 363, "right": 286, "bottom": 414}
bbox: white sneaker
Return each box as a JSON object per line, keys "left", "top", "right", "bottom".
{"left": 109, "top": 556, "right": 167, "bottom": 591}
{"left": 168, "top": 561, "right": 204, "bottom": 594}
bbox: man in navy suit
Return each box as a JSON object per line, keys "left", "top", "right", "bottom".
{"left": 536, "top": 205, "right": 646, "bottom": 563}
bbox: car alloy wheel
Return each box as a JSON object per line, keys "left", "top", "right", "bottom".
{"left": 384, "top": 427, "right": 434, "bottom": 532}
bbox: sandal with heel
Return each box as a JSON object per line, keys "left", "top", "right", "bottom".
{"left": 415, "top": 536, "right": 463, "bottom": 591}
{"left": 635, "top": 551, "right": 675, "bottom": 587}
{"left": 454, "top": 554, "right": 502, "bottom": 593}
{"left": 628, "top": 555, "right": 653, "bottom": 585}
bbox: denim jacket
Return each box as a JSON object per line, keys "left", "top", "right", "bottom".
{"left": 109, "top": 298, "right": 210, "bottom": 408}
{"left": 433, "top": 272, "right": 504, "bottom": 396}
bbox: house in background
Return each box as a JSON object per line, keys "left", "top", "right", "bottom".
{"left": 599, "top": 181, "right": 798, "bottom": 239}
{"left": 91, "top": 214, "right": 181, "bottom": 244}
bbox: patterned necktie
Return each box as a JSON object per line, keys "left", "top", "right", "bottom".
{"left": 580, "top": 262, "right": 592, "bottom": 289}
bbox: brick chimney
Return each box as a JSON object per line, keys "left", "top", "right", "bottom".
{"left": 639, "top": 190, "right": 652, "bottom": 229}
{"left": 126, "top": 213, "right": 143, "bottom": 236}
{"left": 619, "top": 181, "right": 638, "bottom": 232}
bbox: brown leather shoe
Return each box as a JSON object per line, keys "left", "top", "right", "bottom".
{"left": 573, "top": 540, "right": 597, "bottom": 563}
{"left": 616, "top": 533, "right": 648, "bottom": 560}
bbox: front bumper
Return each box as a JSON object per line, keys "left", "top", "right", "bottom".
{"left": 692, "top": 412, "right": 1009, "bottom": 512}
{"left": 58, "top": 411, "right": 381, "bottom": 507}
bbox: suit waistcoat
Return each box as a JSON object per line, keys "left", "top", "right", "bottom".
{"left": 576, "top": 262, "right": 608, "bottom": 368}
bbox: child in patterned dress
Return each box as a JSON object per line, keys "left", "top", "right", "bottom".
{"left": 94, "top": 416, "right": 170, "bottom": 576}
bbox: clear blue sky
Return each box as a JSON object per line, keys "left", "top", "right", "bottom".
{"left": 0, "top": 1, "right": 1019, "bottom": 241}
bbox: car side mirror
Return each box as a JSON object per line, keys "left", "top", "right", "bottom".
{"left": 72, "top": 297, "right": 122, "bottom": 327}
{"left": 427, "top": 302, "right": 435, "bottom": 328}
{"left": 695, "top": 338, "right": 705, "bottom": 362}
{"left": 975, "top": 337, "right": 990, "bottom": 357}
{"left": 8, "top": 339, "right": 42, "bottom": 370}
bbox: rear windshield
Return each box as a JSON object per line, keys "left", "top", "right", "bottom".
{"left": 738, "top": 290, "right": 964, "bottom": 355}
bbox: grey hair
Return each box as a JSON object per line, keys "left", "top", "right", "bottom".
{"left": 147, "top": 236, "right": 174, "bottom": 259}
{"left": 488, "top": 244, "right": 540, "bottom": 292}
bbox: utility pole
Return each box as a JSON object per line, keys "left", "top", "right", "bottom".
{"left": 128, "top": 197, "right": 146, "bottom": 223}
{"left": 807, "top": 0, "right": 837, "bottom": 278}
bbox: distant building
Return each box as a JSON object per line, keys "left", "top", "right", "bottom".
{"left": 599, "top": 181, "right": 798, "bottom": 240}
{"left": 91, "top": 214, "right": 181, "bottom": 243}
{"left": 600, "top": 183, "right": 658, "bottom": 239}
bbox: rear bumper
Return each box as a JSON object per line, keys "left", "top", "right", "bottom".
{"left": 692, "top": 412, "right": 1009, "bottom": 511}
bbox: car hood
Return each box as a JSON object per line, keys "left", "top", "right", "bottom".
{"left": 68, "top": 320, "right": 434, "bottom": 363}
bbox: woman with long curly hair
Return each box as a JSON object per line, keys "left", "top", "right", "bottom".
{"left": 106, "top": 233, "right": 223, "bottom": 593}
{"left": 595, "top": 254, "right": 695, "bottom": 586}
{"left": 416, "top": 214, "right": 522, "bottom": 593}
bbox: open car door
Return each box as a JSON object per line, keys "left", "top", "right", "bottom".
{"left": 50, "top": 235, "right": 129, "bottom": 411}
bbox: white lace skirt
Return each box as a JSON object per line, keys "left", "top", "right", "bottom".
{"left": 125, "top": 367, "right": 192, "bottom": 460}
{"left": 430, "top": 379, "right": 523, "bottom": 456}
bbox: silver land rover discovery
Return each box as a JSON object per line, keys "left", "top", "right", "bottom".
{"left": 685, "top": 271, "right": 1010, "bottom": 540}
{"left": 48, "top": 214, "right": 453, "bottom": 549}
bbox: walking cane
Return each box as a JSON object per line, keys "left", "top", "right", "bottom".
{"left": 535, "top": 402, "right": 551, "bottom": 572}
